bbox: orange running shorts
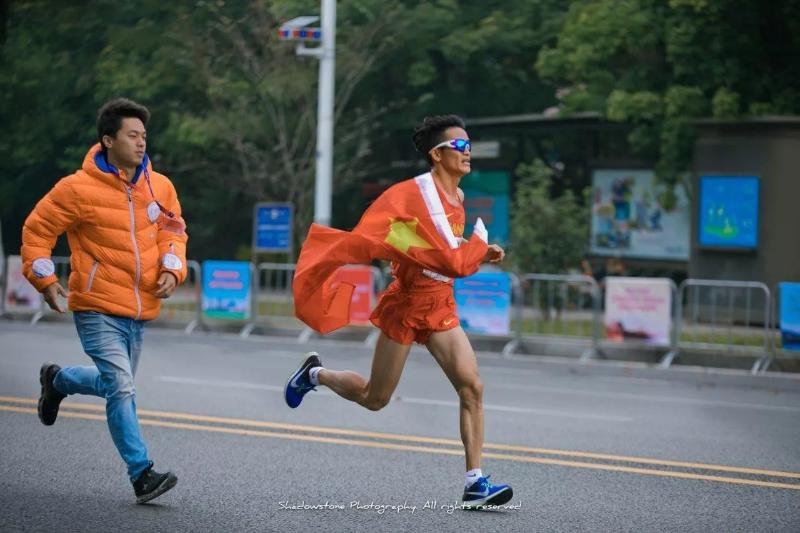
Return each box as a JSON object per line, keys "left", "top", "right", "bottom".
{"left": 369, "top": 284, "right": 459, "bottom": 345}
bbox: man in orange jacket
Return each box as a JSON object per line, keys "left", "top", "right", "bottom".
{"left": 21, "top": 98, "right": 188, "bottom": 503}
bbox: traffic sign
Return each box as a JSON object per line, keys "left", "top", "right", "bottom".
{"left": 253, "top": 202, "right": 293, "bottom": 253}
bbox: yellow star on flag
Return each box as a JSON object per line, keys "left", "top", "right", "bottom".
{"left": 385, "top": 218, "right": 433, "bottom": 253}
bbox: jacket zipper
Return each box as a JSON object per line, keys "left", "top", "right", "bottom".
{"left": 85, "top": 260, "right": 99, "bottom": 292}
{"left": 126, "top": 186, "right": 143, "bottom": 319}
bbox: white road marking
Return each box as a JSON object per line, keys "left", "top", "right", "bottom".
{"left": 157, "top": 376, "right": 632, "bottom": 421}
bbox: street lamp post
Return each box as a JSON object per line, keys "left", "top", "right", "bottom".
{"left": 280, "top": 0, "right": 336, "bottom": 227}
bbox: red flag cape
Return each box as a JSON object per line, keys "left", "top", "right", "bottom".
{"left": 294, "top": 173, "right": 488, "bottom": 333}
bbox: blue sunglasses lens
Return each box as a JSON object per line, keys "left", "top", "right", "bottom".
{"left": 452, "top": 139, "right": 471, "bottom": 152}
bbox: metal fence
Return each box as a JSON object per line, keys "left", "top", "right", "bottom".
{"left": 660, "top": 279, "right": 772, "bottom": 373}
{"left": 504, "top": 274, "right": 601, "bottom": 360}
{"left": 240, "top": 262, "right": 299, "bottom": 338}
{"left": 0, "top": 254, "right": 790, "bottom": 374}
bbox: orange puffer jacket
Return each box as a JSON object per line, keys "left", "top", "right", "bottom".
{"left": 21, "top": 144, "right": 188, "bottom": 320}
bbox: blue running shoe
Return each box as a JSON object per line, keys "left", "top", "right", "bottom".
{"left": 462, "top": 475, "right": 513, "bottom": 509}
{"left": 284, "top": 352, "right": 322, "bottom": 408}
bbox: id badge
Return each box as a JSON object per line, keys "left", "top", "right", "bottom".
{"left": 147, "top": 201, "right": 161, "bottom": 223}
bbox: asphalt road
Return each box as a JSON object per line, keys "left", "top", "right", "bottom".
{"left": 1, "top": 320, "right": 799, "bottom": 532}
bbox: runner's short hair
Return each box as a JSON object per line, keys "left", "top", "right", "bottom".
{"left": 412, "top": 115, "right": 466, "bottom": 165}
{"left": 97, "top": 98, "right": 150, "bottom": 147}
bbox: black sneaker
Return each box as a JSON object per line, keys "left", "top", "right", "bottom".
{"left": 38, "top": 362, "right": 66, "bottom": 426}
{"left": 133, "top": 466, "right": 178, "bottom": 504}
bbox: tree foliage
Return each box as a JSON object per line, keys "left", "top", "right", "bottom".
{"left": 537, "top": 0, "right": 800, "bottom": 187}
{"left": 0, "top": 0, "right": 569, "bottom": 258}
{"left": 510, "top": 160, "right": 588, "bottom": 274}
{"left": 1, "top": 0, "right": 797, "bottom": 265}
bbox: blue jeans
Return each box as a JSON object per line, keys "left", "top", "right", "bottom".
{"left": 53, "top": 311, "right": 151, "bottom": 481}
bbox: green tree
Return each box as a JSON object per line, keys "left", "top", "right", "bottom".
{"left": 510, "top": 159, "right": 588, "bottom": 274}
{"left": 536, "top": 0, "right": 800, "bottom": 188}
{"left": 0, "top": 0, "right": 412, "bottom": 258}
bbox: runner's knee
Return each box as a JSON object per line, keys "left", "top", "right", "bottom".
{"left": 458, "top": 378, "right": 483, "bottom": 407}
{"left": 362, "top": 392, "right": 391, "bottom": 411}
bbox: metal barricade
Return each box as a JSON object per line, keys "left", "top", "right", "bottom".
{"left": 505, "top": 273, "right": 601, "bottom": 360}
{"left": 661, "top": 279, "right": 771, "bottom": 373}
{"left": 240, "top": 262, "right": 299, "bottom": 338}
{"left": 157, "top": 259, "right": 202, "bottom": 333}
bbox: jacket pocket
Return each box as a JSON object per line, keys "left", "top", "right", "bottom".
{"left": 85, "top": 260, "right": 99, "bottom": 292}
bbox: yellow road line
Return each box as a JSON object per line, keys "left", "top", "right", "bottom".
{"left": 1, "top": 395, "right": 798, "bottom": 479}
{"left": 2, "top": 404, "right": 799, "bottom": 491}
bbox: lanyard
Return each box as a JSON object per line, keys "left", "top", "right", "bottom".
{"left": 143, "top": 168, "right": 177, "bottom": 219}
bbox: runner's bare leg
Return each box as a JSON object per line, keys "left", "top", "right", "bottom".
{"left": 426, "top": 326, "right": 483, "bottom": 471}
{"left": 318, "top": 333, "right": 411, "bottom": 411}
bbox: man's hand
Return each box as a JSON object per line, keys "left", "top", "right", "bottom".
{"left": 485, "top": 244, "right": 505, "bottom": 263}
{"left": 43, "top": 282, "right": 68, "bottom": 313}
{"left": 155, "top": 272, "right": 178, "bottom": 299}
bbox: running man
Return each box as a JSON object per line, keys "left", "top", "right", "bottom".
{"left": 21, "top": 98, "right": 188, "bottom": 503}
{"left": 286, "top": 115, "right": 512, "bottom": 509}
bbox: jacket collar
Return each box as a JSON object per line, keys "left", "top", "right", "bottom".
{"left": 82, "top": 143, "right": 151, "bottom": 185}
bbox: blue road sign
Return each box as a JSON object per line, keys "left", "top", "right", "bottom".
{"left": 253, "top": 203, "right": 293, "bottom": 253}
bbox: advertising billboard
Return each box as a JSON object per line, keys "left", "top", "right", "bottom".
{"left": 202, "top": 260, "right": 252, "bottom": 320}
{"left": 454, "top": 272, "right": 512, "bottom": 336}
{"left": 3, "top": 255, "right": 41, "bottom": 313}
{"left": 604, "top": 277, "right": 672, "bottom": 346}
{"left": 460, "top": 170, "right": 510, "bottom": 247}
{"left": 698, "top": 176, "right": 759, "bottom": 249}
{"left": 591, "top": 170, "right": 689, "bottom": 260}
{"left": 779, "top": 282, "right": 800, "bottom": 351}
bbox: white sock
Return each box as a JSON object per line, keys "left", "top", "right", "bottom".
{"left": 465, "top": 468, "right": 483, "bottom": 488}
{"left": 309, "top": 366, "right": 323, "bottom": 386}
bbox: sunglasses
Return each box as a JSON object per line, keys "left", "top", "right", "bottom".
{"left": 431, "top": 138, "right": 471, "bottom": 153}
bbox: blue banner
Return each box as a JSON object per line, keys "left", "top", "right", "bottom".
{"left": 202, "top": 260, "right": 251, "bottom": 320}
{"left": 454, "top": 272, "right": 511, "bottom": 335}
{"left": 779, "top": 282, "right": 800, "bottom": 351}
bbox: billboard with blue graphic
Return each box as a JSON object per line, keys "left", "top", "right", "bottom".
{"left": 202, "top": 260, "right": 251, "bottom": 320}
{"left": 698, "top": 176, "right": 759, "bottom": 249}
{"left": 779, "top": 282, "right": 800, "bottom": 351}
{"left": 454, "top": 272, "right": 512, "bottom": 335}
{"left": 591, "top": 169, "right": 690, "bottom": 260}
{"left": 460, "top": 170, "right": 509, "bottom": 247}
